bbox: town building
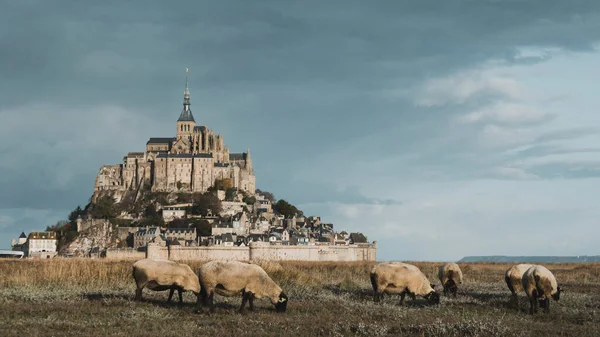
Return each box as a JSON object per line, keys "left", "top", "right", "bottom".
{"left": 25, "top": 232, "right": 58, "bottom": 259}
{"left": 164, "top": 227, "right": 196, "bottom": 244}
{"left": 134, "top": 227, "right": 161, "bottom": 248}
{"left": 162, "top": 204, "right": 191, "bottom": 222}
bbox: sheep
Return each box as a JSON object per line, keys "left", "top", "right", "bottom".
{"left": 370, "top": 262, "right": 440, "bottom": 305}
{"left": 521, "top": 265, "right": 562, "bottom": 315}
{"left": 438, "top": 262, "right": 463, "bottom": 297}
{"left": 198, "top": 260, "right": 288, "bottom": 313}
{"left": 504, "top": 263, "right": 534, "bottom": 308}
{"left": 132, "top": 258, "right": 200, "bottom": 305}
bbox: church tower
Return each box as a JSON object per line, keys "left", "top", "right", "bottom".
{"left": 176, "top": 68, "right": 196, "bottom": 139}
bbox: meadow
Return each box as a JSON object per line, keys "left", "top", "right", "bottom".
{"left": 0, "top": 259, "right": 599, "bottom": 336}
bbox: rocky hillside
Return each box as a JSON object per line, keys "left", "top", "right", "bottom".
{"left": 61, "top": 218, "right": 118, "bottom": 257}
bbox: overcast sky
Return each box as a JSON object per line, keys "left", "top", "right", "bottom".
{"left": 2, "top": 0, "right": 600, "bottom": 261}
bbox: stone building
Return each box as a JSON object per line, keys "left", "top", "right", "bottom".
{"left": 10, "top": 232, "right": 27, "bottom": 252}
{"left": 134, "top": 227, "right": 161, "bottom": 248}
{"left": 162, "top": 204, "right": 191, "bottom": 222}
{"left": 164, "top": 227, "right": 196, "bottom": 243}
{"left": 93, "top": 70, "right": 256, "bottom": 196}
{"left": 25, "top": 232, "right": 58, "bottom": 258}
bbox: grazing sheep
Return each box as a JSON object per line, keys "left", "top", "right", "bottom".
{"left": 504, "top": 263, "right": 534, "bottom": 308}
{"left": 132, "top": 258, "right": 200, "bottom": 305}
{"left": 198, "top": 260, "right": 288, "bottom": 313}
{"left": 438, "top": 262, "right": 463, "bottom": 297}
{"left": 370, "top": 262, "right": 440, "bottom": 305}
{"left": 522, "top": 265, "right": 562, "bottom": 315}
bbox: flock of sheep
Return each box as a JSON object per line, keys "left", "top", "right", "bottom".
{"left": 131, "top": 259, "right": 561, "bottom": 315}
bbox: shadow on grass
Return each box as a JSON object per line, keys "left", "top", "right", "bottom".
{"left": 82, "top": 292, "right": 200, "bottom": 310}
{"left": 323, "top": 285, "right": 440, "bottom": 308}
{"left": 81, "top": 292, "right": 132, "bottom": 301}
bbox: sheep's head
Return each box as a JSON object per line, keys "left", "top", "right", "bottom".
{"left": 552, "top": 286, "right": 562, "bottom": 301}
{"left": 424, "top": 290, "right": 440, "bottom": 304}
{"left": 183, "top": 268, "right": 201, "bottom": 295}
{"left": 445, "top": 279, "right": 458, "bottom": 294}
{"left": 275, "top": 292, "right": 288, "bottom": 313}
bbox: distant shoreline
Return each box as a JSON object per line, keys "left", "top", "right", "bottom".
{"left": 459, "top": 255, "right": 600, "bottom": 263}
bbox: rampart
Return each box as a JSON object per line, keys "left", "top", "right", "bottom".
{"left": 128, "top": 241, "right": 377, "bottom": 262}
{"left": 105, "top": 248, "right": 146, "bottom": 259}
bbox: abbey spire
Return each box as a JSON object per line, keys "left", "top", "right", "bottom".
{"left": 178, "top": 67, "right": 195, "bottom": 122}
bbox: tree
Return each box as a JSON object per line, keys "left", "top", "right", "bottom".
{"left": 68, "top": 206, "right": 84, "bottom": 224}
{"left": 273, "top": 199, "right": 302, "bottom": 218}
{"left": 90, "top": 196, "right": 117, "bottom": 219}
{"left": 189, "top": 192, "right": 222, "bottom": 216}
{"left": 144, "top": 205, "right": 158, "bottom": 218}
{"left": 177, "top": 193, "right": 192, "bottom": 203}
{"left": 256, "top": 189, "right": 275, "bottom": 203}
{"left": 46, "top": 220, "right": 70, "bottom": 232}
{"left": 212, "top": 178, "right": 233, "bottom": 191}
{"left": 191, "top": 219, "right": 212, "bottom": 236}
{"left": 169, "top": 218, "right": 187, "bottom": 228}
{"left": 225, "top": 188, "right": 237, "bottom": 201}
{"left": 243, "top": 195, "right": 256, "bottom": 205}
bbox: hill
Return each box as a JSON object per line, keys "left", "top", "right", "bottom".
{"left": 459, "top": 255, "right": 600, "bottom": 263}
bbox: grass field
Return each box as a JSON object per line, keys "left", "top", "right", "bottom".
{"left": 0, "top": 259, "right": 599, "bottom": 336}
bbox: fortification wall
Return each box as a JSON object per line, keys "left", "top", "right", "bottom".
{"left": 117, "top": 227, "right": 140, "bottom": 241}
{"left": 147, "top": 244, "right": 169, "bottom": 260}
{"left": 249, "top": 243, "right": 376, "bottom": 262}
{"left": 130, "top": 242, "right": 377, "bottom": 262}
{"left": 105, "top": 248, "right": 145, "bottom": 259}
{"left": 168, "top": 246, "right": 250, "bottom": 261}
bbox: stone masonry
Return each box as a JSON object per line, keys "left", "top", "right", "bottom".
{"left": 93, "top": 70, "right": 256, "bottom": 199}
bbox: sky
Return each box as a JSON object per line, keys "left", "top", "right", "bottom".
{"left": 1, "top": 0, "right": 600, "bottom": 261}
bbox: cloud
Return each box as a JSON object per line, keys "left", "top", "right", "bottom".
{"left": 490, "top": 167, "right": 540, "bottom": 180}
{"left": 3, "top": 0, "right": 600, "bottom": 258}
{"left": 0, "top": 103, "right": 164, "bottom": 209}
{"left": 273, "top": 181, "right": 402, "bottom": 208}
{"left": 0, "top": 215, "right": 13, "bottom": 230}
{"left": 457, "top": 102, "right": 555, "bottom": 125}
{"left": 414, "top": 73, "right": 527, "bottom": 107}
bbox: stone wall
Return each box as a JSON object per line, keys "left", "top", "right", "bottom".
{"left": 116, "top": 227, "right": 140, "bottom": 241}
{"left": 169, "top": 246, "right": 250, "bottom": 261}
{"left": 131, "top": 241, "right": 377, "bottom": 262}
{"left": 105, "top": 248, "right": 146, "bottom": 259}
{"left": 249, "top": 242, "right": 377, "bottom": 262}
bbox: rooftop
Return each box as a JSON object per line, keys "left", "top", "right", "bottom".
{"left": 147, "top": 137, "right": 174, "bottom": 144}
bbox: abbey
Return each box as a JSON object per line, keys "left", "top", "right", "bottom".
{"left": 94, "top": 71, "right": 256, "bottom": 195}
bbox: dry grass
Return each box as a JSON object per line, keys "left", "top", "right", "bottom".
{"left": 1, "top": 259, "right": 599, "bottom": 336}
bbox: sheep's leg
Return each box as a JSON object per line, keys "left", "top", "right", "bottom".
{"left": 511, "top": 292, "right": 519, "bottom": 310}
{"left": 249, "top": 293, "right": 255, "bottom": 311}
{"left": 239, "top": 290, "right": 250, "bottom": 313}
{"left": 543, "top": 299, "right": 550, "bottom": 313}
{"left": 200, "top": 286, "right": 208, "bottom": 306}
{"left": 373, "top": 291, "right": 381, "bottom": 303}
{"left": 208, "top": 291, "right": 216, "bottom": 313}
{"left": 178, "top": 288, "right": 183, "bottom": 304}
{"left": 373, "top": 291, "right": 382, "bottom": 303}
{"left": 528, "top": 297, "right": 535, "bottom": 315}
{"left": 135, "top": 287, "right": 143, "bottom": 301}
{"left": 167, "top": 288, "right": 175, "bottom": 303}
{"left": 452, "top": 286, "right": 457, "bottom": 298}
{"left": 399, "top": 291, "right": 406, "bottom": 306}
{"left": 196, "top": 292, "right": 202, "bottom": 310}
